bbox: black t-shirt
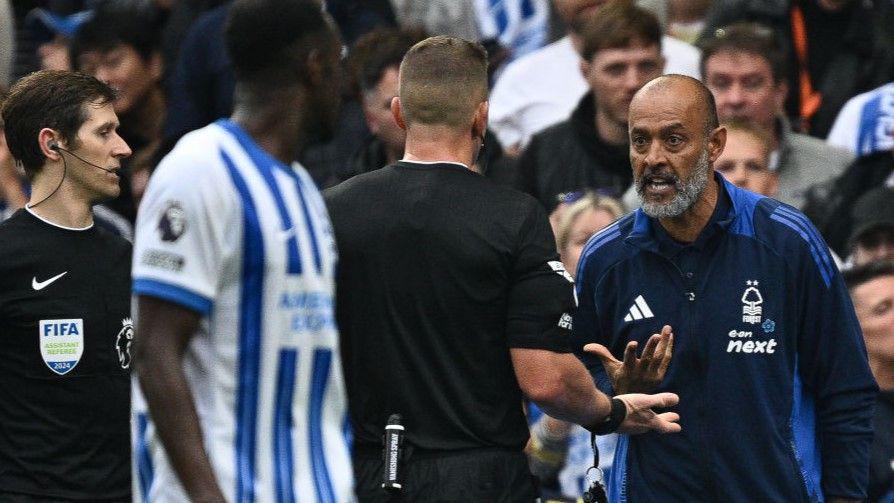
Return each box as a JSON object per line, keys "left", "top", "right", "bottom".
{"left": 325, "top": 161, "right": 575, "bottom": 452}
{"left": 0, "top": 209, "right": 132, "bottom": 501}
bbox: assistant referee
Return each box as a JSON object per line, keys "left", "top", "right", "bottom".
{"left": 325, "top": 36, "right": 680, "bottom": 502}
{"left": 0, "top": 70, "right": 132, "bottom": 501}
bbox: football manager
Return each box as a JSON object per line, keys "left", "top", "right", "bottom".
{"left": 574, "top": 74, "right": 878, "bottom": 502}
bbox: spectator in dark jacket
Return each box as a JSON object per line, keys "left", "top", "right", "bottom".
{"left": 514, "top": 2, "right": 664, "bottom": 213}
{"left": 804, "top": 149, "right": 892, "bottom": 256}
{"left": 160, "top": 2, "right": 232, "bottom": 157}
{"left": 847, "top": 187, "right": 894, "bottom": 267}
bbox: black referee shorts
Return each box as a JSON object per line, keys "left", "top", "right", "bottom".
{"left": 353, "top": 446, "right": 539, "bottom": 502}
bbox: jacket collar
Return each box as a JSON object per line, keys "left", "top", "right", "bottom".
{"left": 771, "top": 115, "right": 795, "bottom": 173}
{"left": 625, "top": 172, "right": 746, "bottom": 253}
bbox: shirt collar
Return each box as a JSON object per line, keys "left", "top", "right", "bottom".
{"left": 626, "top": 171, "right": 737, "bottom": 254}
{"left": 398, "top": 159, "right": 470, "bottom": 169}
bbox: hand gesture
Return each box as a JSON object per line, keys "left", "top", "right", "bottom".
{"left": 584, "top": 325, "right": 674, "bottom": 394}
{"left": 615, "top": 392, "right": 681, "bottom": 434}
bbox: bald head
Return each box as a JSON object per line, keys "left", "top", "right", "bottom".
{"left": 631, "top": 75, "right": 719, "bottom": 135}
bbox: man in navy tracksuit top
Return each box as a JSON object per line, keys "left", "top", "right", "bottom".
{"left": 573, "top": 75, "right": 878, "bottom": 502}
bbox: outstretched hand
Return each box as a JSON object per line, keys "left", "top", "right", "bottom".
{"left": 584, "top": 325, "right": 674, "bottom": 394}
{"left": 615, "top": 392, "right": 681, "bottom": 434}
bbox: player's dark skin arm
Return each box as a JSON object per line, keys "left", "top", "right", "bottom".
{"left": 133, "top": 296, "right": 226, "bottom": 503}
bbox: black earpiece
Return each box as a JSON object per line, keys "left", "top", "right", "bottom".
{"left": 49, "top": 141, "right": 59, "bottom": 151}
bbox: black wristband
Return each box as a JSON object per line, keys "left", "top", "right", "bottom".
{"left": 588, "top": 397, "right": 627, "bottom": 435}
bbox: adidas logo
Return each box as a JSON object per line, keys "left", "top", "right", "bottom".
{"left": 623, "top": 295, "right": 654, "bottom": 322}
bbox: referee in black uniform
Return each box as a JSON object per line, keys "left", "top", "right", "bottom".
{"left": 0, "top": 70, "right": 133, "bottom": 501}
{"left": 326, "top": 36, "right": 680, "bottom": 502}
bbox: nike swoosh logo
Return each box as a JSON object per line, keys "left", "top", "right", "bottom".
{"left": 32, "top": 271, "right": 68, "bottom": 291}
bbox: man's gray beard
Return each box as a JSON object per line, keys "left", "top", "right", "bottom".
{"left": 637, "top": 148, "right": 712, "bottom": 219}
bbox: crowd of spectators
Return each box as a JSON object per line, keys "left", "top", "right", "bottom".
{"left": 0, "top": 0, "right": 892, "bottom": 501}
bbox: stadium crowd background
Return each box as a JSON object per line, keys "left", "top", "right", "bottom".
{"left": 0, "top": 0, "right": 892, "bottom": 501}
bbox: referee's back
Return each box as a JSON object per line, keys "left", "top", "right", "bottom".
{"left": 325, "top": 160, "right": 572, "bottom": 452}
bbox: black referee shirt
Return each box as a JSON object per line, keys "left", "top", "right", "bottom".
{"left": 325, "top": 161, "right": 575, "bottom": 452}
{"left": 0, "top": 209, "right": 131, "bottom": 501}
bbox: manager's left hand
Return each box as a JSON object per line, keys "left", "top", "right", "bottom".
{"left": 584, "top": 325, "right": 674, "bottom": 394}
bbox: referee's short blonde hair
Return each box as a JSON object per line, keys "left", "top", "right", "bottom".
{"left": 398, "top": 36, "right": 488, "bottom": 129}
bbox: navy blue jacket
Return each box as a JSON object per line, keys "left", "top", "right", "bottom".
{"left": 573, "top": 174, "right": 877, "bottom": 502}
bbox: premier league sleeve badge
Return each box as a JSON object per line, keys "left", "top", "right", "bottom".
{"left": 116, "top": 318, "right": 134, "bottom": 369}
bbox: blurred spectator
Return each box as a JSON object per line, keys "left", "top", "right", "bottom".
{"left": 513, "top": 2, "right": 664, "bottom": 212}
{"left": 700, "top": 0, "right": 894, "bottom": 138}
{"left": 72, "top": 3, "right": 165, "bottom": 147}
{"left": 488, "top": 0, "right": 701, "bottom": 153}
{"left": 557, "top": 192, "right": 624, "bottom": 274}
{"left": 0, "top": 0, "right": 13, "bottom": 87}
{"left": 342, "top": 28, "right": 427, "bottom": 180}
{"left": 843, "top": 262, "right": 894, "bottom": 502}
{"left": 391, "top": 0, "right": 480, "bottom": 41}
{"left": 827, "top": 82, "right": 894, "bottom": 156}
{"left": 340, "top": 26, "right": 509, "bottom": 184}
{"left": 300, "top": 102, "right": 392, "bottom": 189}
{"left": 847, "top": 186, "right": 894, "bottom": 267}
{"left": 530, "top": 191, "right": 625, "bottom": 499}
{"left": 71, "top": 1, "right": 167, "bottom": 223}
{"left": 806, "top": 149, "right": 892, "bottom": 257}
{"left": 474, "top": 0, "right": 551, "bottom": 64}
{"left": 160, "top": 2, "right": 232, "bottom": 156}
{"left": 327, "top": 0, "right": 397, "bottom": 45}
{"left": 153, "top": 0, "right": 226, "bottom": 85}
{"left": 638, "top": 0, "right": 712, "bottom": 44}
{"left": 13, "top": 1, "right": 93, "bottom": 79}
{"left": 714, "top": 119, "right": 778, "bottom": 196}
{"left": 700, "top": 22, "right": 852, "bottom": 208}
{"left": 158, "top": 0, "right": 378, "bottom": 189}
{"left": 26, "top": 6, "right": 93, "bottom": 71}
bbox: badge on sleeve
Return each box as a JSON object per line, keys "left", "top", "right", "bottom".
{"left": 39, "top": 319, "right": 84, "bottom": 375}
{"left": 116, "top": 318, "right": 134, "bottom": 369}
{"left": 158, "top": 201, "right": 187, "bottom": 242}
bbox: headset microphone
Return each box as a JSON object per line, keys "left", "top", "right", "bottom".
{"left": 53, "top": 144, "right": 118, "bottom": 173}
